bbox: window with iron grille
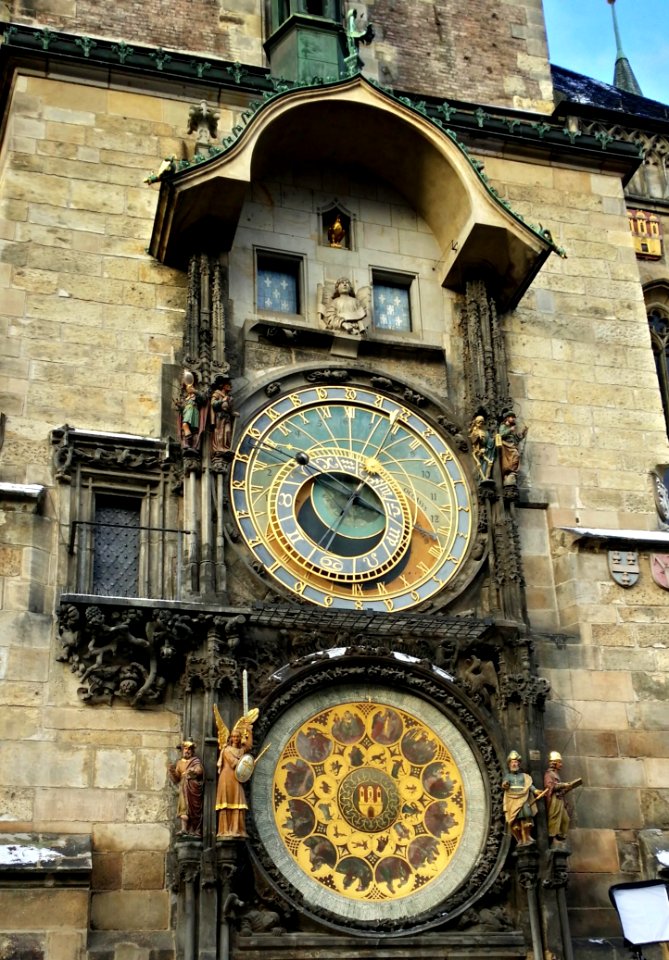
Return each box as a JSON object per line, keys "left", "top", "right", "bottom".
{"left": 92, "top": 494, "right": 141, "bottom": 598}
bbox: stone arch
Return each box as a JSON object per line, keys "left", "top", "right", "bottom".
{"left": 150, "top": 76, "right": 556, "bottom": 309}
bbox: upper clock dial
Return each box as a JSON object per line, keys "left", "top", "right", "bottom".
{"left": 230, "top": 384, "right": 472, "bottom": 612}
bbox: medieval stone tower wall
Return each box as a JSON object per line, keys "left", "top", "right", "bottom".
{"left": 2, "top": 0, "right": 553, "bottom": 109}
{"left": 0, "top": 1, "right": 668, "bottom": 958}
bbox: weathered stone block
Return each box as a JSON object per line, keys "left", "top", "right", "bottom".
{"left": 33, "top": 787, "right": 126, "bottom": 824}
{"left": 572, "top": 731, "right": 619, "bottom": 758}
{"left": 0, "top": 546, "right": 21, "bottom": 577}
{"left": 571, "top": 670, "right": 634, "bottom": 702}
{"left": 92, "top": 823, "right": 170, "bottom": 853}
{"left": 122, "top": 850, "right": 165, "bottom": 890}
{"left": 45, "top": 930, "right": 84, "bottom": 960}
{"left": 0, "top": 786, "right": 34, "bottom": 822}
{"left": 644, "top": 758, "right": 669, "bottom": 789}
{"left": 565, "top": 700, "right": 628, "bottom": 731}
{"left": 569, "top": 829, "right": 620, "bottom": 873}
{"left": 0, "top": 889, "right": 89, "bottom": 929}
{"left": 93, "top": 750, "right": 136, "bottom": 790}
{"left": 573, "top": 788, "right": 642, "bottom": 830}
{"left": 0, "top": 743, "right": 89, "bottom": 788}
{"left": 92, "top": 851, "right": 123, "bottom": 891}
{"left": 627, "top": 702, "right": 669, "bottom": 731}
{"left": 125, "top": 792, "right": 171, "bottom": 825}
{"left": 90, "top": 890, "right": 170, "bottom": 931}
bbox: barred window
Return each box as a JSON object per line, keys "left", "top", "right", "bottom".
{"left": 92, "top": 495, "right": 141, "bottom": 598}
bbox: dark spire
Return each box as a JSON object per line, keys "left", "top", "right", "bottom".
{"left": 607, "top": 0, "right": 643, "bottom": 96}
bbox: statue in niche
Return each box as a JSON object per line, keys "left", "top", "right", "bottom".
{"left": 318, "top": 277, "right": 370, "bottom": 337}
{"left": 176, "top": 371, "right": 207, "bottom": 452}
{"left": 187, "top": 100, "right": 220, "bottom": 158}
{"left": 502, "top": 750, "right": 543, "bottom": 845}
{"left": 327, "top": 214, "right": 346, "bottom": 248}
{"left": 497, "top": 411, "right": 528, "bottom": 486}
{"left": 543, "top": 751, "right": 582, "bottom": 844}
{"left": 213, "top": 705, "right": 260, "bottom": 840}
{"left": 210, "top": 378, "right": 234, "bottom": 460}
{"left": 469, "top": 414, "right": 495, "bottom": 483}
{"left": 168, "top": 739, "right": 204, "bottom": 836}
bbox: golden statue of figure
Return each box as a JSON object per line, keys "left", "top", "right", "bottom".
{"left": 328, "top": 214, "right": 346, "bottom": 248}
{"left": 213, "top": 705, "right": 260, "bottom": 840}
{"left": 502, "top": 750, "right": 544, "bottom": 845}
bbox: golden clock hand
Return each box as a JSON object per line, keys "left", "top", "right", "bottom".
{"left": 253, "top": 442, "right": 394, "bottom": 516}
{"left": 252, "top": 440, "right": 438, "bottom": 540}
{"left": 250, "top": 441, "right": 354, "bottom": 497}
{"left": 369, "top": 409, "right": 400, "bottom": 460}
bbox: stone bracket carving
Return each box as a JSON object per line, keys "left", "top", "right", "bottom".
{"left": 57, "top": 600, "right": 248, "bottom": 706}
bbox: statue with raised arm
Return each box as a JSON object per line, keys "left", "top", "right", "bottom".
{"left": 168, "top": 739, "right": 204, "bottom": 836}
{"left": 497, "top": 411, "right": 528, "bottom": 486}
{"left": 469, "top": 414, "right": 495, "bottom": 482}
{"left": 544, "top": 751, "right": 582, "bottom": 843}
{"left": 176, "top": 370, "right": 207, "bottom": 452}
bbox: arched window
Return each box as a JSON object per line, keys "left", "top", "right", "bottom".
{"left": 646, "top": 283, "right": 669, "bottom": 438}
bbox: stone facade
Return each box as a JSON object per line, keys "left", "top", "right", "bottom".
{"left": 0, "top": 4, "right": 668, "bottom": 960}
{"left": 2, "top": 0, "right": 553, "bottom": 110}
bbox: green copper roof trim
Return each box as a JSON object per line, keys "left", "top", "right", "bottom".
{"left": 145, "top": 71, "right": 567, "bottom": 259}
{"left": 0, "top": 20, "right": 636, "bottom": 252}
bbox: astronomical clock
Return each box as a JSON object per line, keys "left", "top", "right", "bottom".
{"left": 223, "top": 368, "right": 510, "bottom": 940}
{"left": 229, "top": 370, "right": 480, "bottom": 613}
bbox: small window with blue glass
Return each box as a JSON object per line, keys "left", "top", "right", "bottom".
{"left": 257, "top": 252, "right": 301, "bottom": 314}
{"left": 372, "top": 273, "right": 412, "bottom": 333}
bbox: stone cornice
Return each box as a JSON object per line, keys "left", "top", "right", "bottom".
{"left": 0, "top": 20, "right": 642, "bottom": 182}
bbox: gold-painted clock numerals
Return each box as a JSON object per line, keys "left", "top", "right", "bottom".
{"left": 230, "top": 383, "right": 474, "bottom": 612}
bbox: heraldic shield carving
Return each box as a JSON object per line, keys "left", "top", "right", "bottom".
{"left": 608, "top": 550, "right": 640, "bottom": 588}
{"left": 248, "top": 663, "right": 506, "bottom": 937}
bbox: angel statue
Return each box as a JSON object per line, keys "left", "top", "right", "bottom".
{"left": 318, "top": 277, "right": 370, "bottom": 337}
{"left": 213, "top": 705, "right": 260, "bottom": 840}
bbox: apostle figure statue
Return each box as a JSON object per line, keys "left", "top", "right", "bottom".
{"left": 502, "top": 749, "right": 541, "bottom": 845}
{"left": 213, "top": 705, "right": 260, "bottom": 840}
{"left": 168, "top": 739, "right": 204, "bottom": 836}
{"left": 544, "top": 750, "right": 582, "bottom": 843}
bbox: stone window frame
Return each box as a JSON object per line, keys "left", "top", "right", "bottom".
{"left": 255, "top": 247, "right": 306, "bottom": 320}
{"left": 646, "top": 283, "right": 669, "bottom": 440}
{"left": 370, "top": 267, "right": 420, "bottom": 337}
{"left": 52, "top": 427, "right": 181, "bottom": 602}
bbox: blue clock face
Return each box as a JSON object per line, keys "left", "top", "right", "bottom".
{"left": 230, "top": 384, "right": 473, "bottom": 612}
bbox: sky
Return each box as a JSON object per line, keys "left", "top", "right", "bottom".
{"left": 543, "top": 0, "right": 669, "bottom": 105}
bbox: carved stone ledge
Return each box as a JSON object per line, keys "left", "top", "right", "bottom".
{"left": 0, "top": 833, "right": 91, "bottom": 888}
{"left": 56, "top": 597, "right": 248, "bottom": 707}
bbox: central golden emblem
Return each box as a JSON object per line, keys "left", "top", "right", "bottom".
{"left": 338, "top": 767, "right": 400, "bottom": 831}
{"left": 272, "top": 700, "right": 467, "bottom": 902}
